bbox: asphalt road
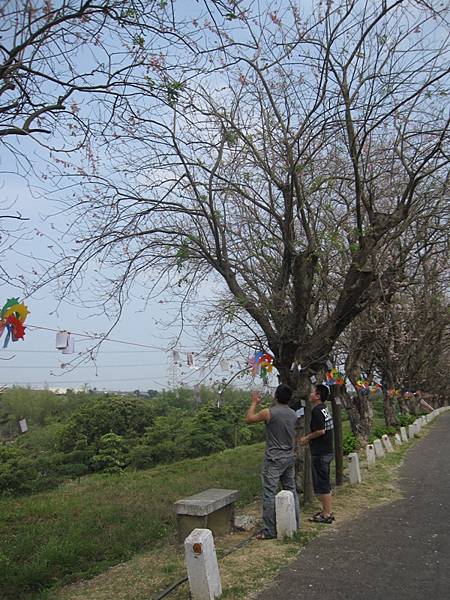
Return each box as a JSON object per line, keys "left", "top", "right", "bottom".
{"left": 256, "top": 412, "right": 450, "bottom": 600}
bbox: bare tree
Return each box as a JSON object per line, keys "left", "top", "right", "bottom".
{"left": 47, "top": 0, "right": 449, "bottom": 497}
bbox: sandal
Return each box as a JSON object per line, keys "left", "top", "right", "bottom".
{"left": 310, "top": 511, "right": 335, "bottom": 522}
{"left": 310, "top": 513, "right": 334, "bottom": 524}
{"left": 255, "top": 531, "right": 276, "bottom": 540}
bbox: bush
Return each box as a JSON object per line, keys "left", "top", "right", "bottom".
{"left": 127, "top": 445, "right": 155, "bottom": 470}
{"left": 398, "top": 414, "right": 416, "bottom": 427}
{"left": 57, "top": 396, "right": 154, "bottom": 453}
{"left": 370, "top": 425, "right": 396, "bottom": 442}
{"left": 55, "top": 463, "right": 89, "bottom": 478}
{"left": 90, "top": 433, "right": 128, "bottom": 474}
{"left": 342, "top": 432, "right": 358, "bottom": 455}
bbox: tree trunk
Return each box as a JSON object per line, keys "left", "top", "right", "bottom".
{"left": 381, "top": 383, "right": 399, "bottom": 428}
{"left": 330, "top": 385, "right": 343, "bottom": 486}
{"left": 341, "top": 389, "right": 373, "bottom": 445}
{"left": 288, "top": 369, "right": 314, "bottom": 505}
{"left": 397, "top": 397, "right": 409, "bottom": 415}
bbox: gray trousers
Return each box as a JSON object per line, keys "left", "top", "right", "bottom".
{"left": 261, "top": 455, "right": 301, "bottom": 537}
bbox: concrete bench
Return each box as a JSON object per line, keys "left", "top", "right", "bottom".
{"left": 174, "top": 488, "right": 239, "bottom": 541}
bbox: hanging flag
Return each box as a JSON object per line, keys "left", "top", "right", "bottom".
{"left": 172, "top": 350, "right": 180, "bottom": 363}
{"left": 187, "top": 352, "right": 195, "bottom": 367}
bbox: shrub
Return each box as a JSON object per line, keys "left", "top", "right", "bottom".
{"left": 342, "top": 431, "right": 358, "bottom": 455}
{"left": 57, "top": 396, "right": 154, "bottom": 453}
{"left": 90, "top": 433, "right": 128, "bottom": 474}
{"left": 398, "top": 414, "right": 416, "bottom": 427}
{"left": 127, "top": 445, "right": 154, "bottom": 469}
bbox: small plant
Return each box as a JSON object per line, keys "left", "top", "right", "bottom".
{"left": 398, "top": 414, "right": 416, "bottom": 427}
{"left": 343, "top": 431, "right": 358, "bottom": 455}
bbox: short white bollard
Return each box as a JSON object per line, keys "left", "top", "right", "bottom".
{"left": 381, "top": 434, "right": 394, "bottom": 453}
{"left": 348, "top": 452, "right": 362, "bottom": 484}
{"left": 394, "top": 433, "right": 402, "bottom": 446}
{"left": 184, "top": 529, "right": 222, "bottom": 600}
{"left": 373, "top": 439, "right": 385, "bottom": 459}
{"left": 408, "top": 424, "right": 417, "bottom": 439}
{"left": 414, "top": 420, "right": 422, "bottom": 433}
{"left": 400, "top": 427, "right": 408, "bottom": 442}
{"left": 366, "top": 444, "right": 376, "bottom": 466}
{"left": 275, "top": 490, "right": 297, "bottom": 539}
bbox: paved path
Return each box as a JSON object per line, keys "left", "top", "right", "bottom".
{"left": 256, "top": 413, "right": 450, "bottom": 600}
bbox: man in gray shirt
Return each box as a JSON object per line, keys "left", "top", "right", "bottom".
{"left": 245, "top": 384, "right": 300, "bottom": 539}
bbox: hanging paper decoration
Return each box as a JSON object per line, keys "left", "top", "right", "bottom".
{"left": 56, "top": 331, "right": 70, "bottom": 350}
{"left": 19, "top": 418, "right": 28, "bottom": 433}
{"left": 325, "top": 367, "right": 345, "bottom": 385}
{"left": 249, "top": 351, "right": 274, "bottom": 382}
{"left": 187, "top": 352, "right": 195, "bottom": 367}
{"left": 0, "top": 298, "right": 29, "bottom": 348}
{"left": 355, "top": 380, "right": 382, "bottom": 396}
{"left": 355, "top": 379, "right": 371, "bottom": 395}
{"left": 62, "top": 334, "right": 75, "bottom": 354}
{"left": 369, "top": 383, "right": 382, "bottom": 395}
{"left": 172, "top": 349, "right": 180, "bottom": 363}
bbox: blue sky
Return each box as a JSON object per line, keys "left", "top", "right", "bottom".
{"left": 0, "top": 153, "right": 217, "bottom": 391}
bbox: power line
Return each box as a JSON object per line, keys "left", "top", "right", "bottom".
{"left": 7, "top": 349, "right": 161, "bottom": 354}
{"left": 5, "top": 376, "right": 168, "bottom": 385}
{"left": 27, "top": 324, "right": 168, "bottom": 350}
{"left": 0, "top": 364, "right": 167, "bottom": 369}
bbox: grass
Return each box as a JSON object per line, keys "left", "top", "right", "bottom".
{"left": 0, "top": 411, "right": 434, "bottom": 600}
{"left": 48, "top": 427, "right": 427, "bottom": 600}
{"left": 0, "top": 443, "right": 265, "bottom": 600}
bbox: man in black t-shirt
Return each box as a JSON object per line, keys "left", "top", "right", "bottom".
{"left": 300, "top": 383, "right": 334, "bottom": 524}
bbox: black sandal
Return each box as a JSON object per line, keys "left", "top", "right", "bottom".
{"left": 310, "top": 513, "right": 334, "bottom": 524}
{"left": 255, "top": 531, "right": 276, "bottom": 540}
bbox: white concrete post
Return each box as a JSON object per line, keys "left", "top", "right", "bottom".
{"left": 373, "top": 439, "right": 385, "bottom": 459}
{"left": 408, "top": 424, "right": 417, "bottom": 439}
{"left": 381, "top": 434, "right": 394, "bottom": 453}
{"left": 394, "top": 433, "right": 402, "bottom": 446}
{"left": 275, "top": 490, "right": 297, "bottom": 539}
{"left": 400, "top": 427, "right": 408, "bottom": 442}
{"left": 366, "top": 444, "right": 376, "bottom": 466}
{"left": 414, "top": 420, "right": 422, "bottom": 434}
{"left": 184, "top": 529, "right": 222, "bottom": 600}
{"left": 348, "top": 452, "right": 362, "bottom": 484}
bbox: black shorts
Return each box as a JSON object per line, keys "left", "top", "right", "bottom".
{"left": 311, "top": 453, "right": 333, "bottom": 494}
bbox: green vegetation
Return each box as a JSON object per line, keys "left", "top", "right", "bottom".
{"left": 0, "top": 387, "right": 264, "bottom": 497}
{"left": 0, "top": 442, "right": 264, "bottom": 600}
{"left": 342, "top": 431, "right": 358, "bottom": 455}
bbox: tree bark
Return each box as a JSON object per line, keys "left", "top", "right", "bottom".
{"left": 330, "top": 385, "right": 343, "bottom": 486}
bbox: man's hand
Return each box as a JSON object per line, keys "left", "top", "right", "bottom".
{"left": 300, "top": 435, "right": 310, "bottom": 446}
{"left": 245, "top": 392, "right": 269, "bottom": 424}
{"left": 251, "top": 391, "right": 262, "bottom": 405}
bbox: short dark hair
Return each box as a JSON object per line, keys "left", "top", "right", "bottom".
{"left": 315, "top": 384, "right": 330, "bottom": 403}
{"left": 275, "top": 384, "right": 292, "bottom": 404}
